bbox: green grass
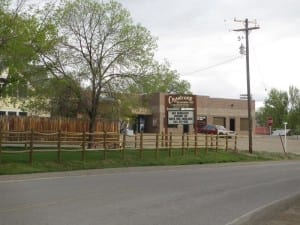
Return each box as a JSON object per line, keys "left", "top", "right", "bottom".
{"left": 0, "top": 147, "right": 299, "bottom": 175}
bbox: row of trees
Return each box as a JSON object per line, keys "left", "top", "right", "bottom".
{"left": 256, "top": 86, "right": 300, "bottom": 132}
{"left": 0, "top": 0, "right": 191, "bottom": 133}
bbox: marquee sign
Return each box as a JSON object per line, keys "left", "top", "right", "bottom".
{"left": 166, "top": 95, "right": 196, "bottom": 125}
{"left": 168, "top": 110, "right": 194, "bottom": 125}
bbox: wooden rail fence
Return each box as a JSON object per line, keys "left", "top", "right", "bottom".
{"left": 0, "top": 130, "right": 238, "bottom": 163}
{"left": 0, "top": 116, "right": 118, "bottom": 133}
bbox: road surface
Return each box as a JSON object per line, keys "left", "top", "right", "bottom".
{"left": 0, "top": 162, "right": 300, "bottom": 225}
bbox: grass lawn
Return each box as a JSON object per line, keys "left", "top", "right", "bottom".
{"left": 0, "top": 146, "right": 299, "bottom": 175}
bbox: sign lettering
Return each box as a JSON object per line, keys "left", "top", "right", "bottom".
{"left": 168, "top": 111, "right": 194, "bottom": 125}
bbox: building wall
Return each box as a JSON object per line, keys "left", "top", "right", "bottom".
{"left": 146, "top": 93, "right": 164, "bottom": 133}
{"left": 0, "top": 97, "right": 50, "bottom": 117}
{"left": 196, "top": 96, "right": 255, "bottom": 135}
{"left": 142, "top": 93, "right": 255, "bottom": 135}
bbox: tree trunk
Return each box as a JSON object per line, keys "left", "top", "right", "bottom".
{"left": 88, "top": 113, "right": 97, "bottom": 149}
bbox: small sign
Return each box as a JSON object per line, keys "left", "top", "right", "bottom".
{"left": 166, "top": 95, "right": 195, "bottom": 108}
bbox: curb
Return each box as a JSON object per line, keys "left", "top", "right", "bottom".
{"left": 226, "top": 192, "right": 300, "bottom": 225}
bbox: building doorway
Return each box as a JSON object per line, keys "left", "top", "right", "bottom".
{"left": 134, "top": 115, "right": 145, "bottom": 133}
{"left": 183, "top": 124, "right": 189, "bottom": 133}
{"left": 230, "top": 118, "right": 236, "bottom": 131}
{"left": 197, "top": 116, "right": 207, "bottom": 132}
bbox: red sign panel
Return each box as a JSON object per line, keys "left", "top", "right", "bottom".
{"left": 267, "top": 117, "right": 273, "bottom": 126}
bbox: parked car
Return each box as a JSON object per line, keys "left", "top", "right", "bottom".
{"left": 271, "top": 129, "right": 291, "bottom": 136}
{"left": 198, "top": 124, "right": 235, "bottom": 137}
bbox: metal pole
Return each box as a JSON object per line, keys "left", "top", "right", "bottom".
{"left": 284, "top": 122, "right": 287, "bottom": 153}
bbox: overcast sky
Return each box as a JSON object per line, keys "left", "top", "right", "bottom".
{"left": 116, "top": 0, "right": 300, "bottom": 108}
{"left": 28, "top": 0, "right": 300, "bottom": 108}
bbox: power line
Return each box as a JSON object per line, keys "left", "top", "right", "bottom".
{"left": 251, "top": 44, "right": 268, "bottom": 92}
{"left": 183, "top": 55, "right": 242, "bottom": 76}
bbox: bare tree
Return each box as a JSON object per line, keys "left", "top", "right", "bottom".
{"left": 41, "top": 0, "right": 157, "bottom": 135}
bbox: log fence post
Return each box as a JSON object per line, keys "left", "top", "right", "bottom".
{"left": 216, "top": 134, "right": 219, "bottom": 151}
{"left": 234, "top": 135, "right": 238, "bottom": 152}
{"left": 181, "top": 133, "right": 185, "bottom": 156}
{"left": 187, "top": 134, "right": 190, "bottom": 152}
{"left": 122, "top": 133, "right": 126, "bottom": 160}
{"left": 57, "top": 130, "right": 62, "bottom": 163}
{"left": 81, "top": 131, "right": 86, "bottom": 161}
{"left": 139, "top": 132, "right": 143, "bottom": 159}
{"left": 205, "top": 134, "right": 208, "bottom": 153}
{"left": 194, "top": 133, "right": 198, "bottom": 155}
{"left": 161, "top": 132, "right": 164, "bottom": 148}
{"left": 24, "top": 131, "right": 28, "bottom": 150}
{"left": 155, "top": 133, "right": 159, "bottom": 160}
{"left": 225, "top": 134, "right": 228, "bottom": 151}
{"left": 104, "top": 132, "right": 107, "bottom": 160}
{"left": 168, "top": 133, "right": 172, "bottom": 158}
{"left": 29, "top": 129, "right": 34, "bottom": 164}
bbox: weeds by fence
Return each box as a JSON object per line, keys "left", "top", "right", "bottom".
{"left": 0, "top": 130, "right": 238, "bottom": 164}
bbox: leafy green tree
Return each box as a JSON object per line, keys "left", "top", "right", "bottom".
{"left": 0, "top": 0, "right": 58, "bottom": 100}
{"left": 255, "top": 107, "right": 265, "bottom": 127}
{"left": 258, "top": 88, "right": 289, "bottom": 129}
{"left": 40, "top": 0, "right": 157, "bottom": 133}
{"left": 288, "top": 86, "right": 300, "bottom": 130}
{"left": 288, "top": 86, "right": 300, "bottom": 111}
{"left": 129, "top": 60, "right": 191, "bottom": 94}
{"left": 257, "top": 86, "right": 300, "bottom": 132}
{"left": 43, "top": 79, "right": 81, "bottom": 118}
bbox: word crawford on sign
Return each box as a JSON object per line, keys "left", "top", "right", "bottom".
{"left": 168, "top": 95, "right": 194, "bottom": 105}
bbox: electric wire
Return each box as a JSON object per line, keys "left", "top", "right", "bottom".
{"left": 251, "top": 44, "right": 268, "bottom": 93}
{"left": 182, "top": 55, "right": 242, "bottom": 76}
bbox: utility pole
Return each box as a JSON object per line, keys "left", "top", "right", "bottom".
{"left": 233, "top": 18, "right": 259, "bottom": 154}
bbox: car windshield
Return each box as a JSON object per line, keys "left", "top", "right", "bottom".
{"left": 206, "top": 125, "right": 215, "bottom": 130}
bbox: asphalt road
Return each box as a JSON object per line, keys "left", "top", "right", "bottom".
{"left": 0, "top": 162, "right": 300, "bottom": 225}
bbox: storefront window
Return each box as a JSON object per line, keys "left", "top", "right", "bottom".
{"left": 8, "top": 111, "right": 17, "bottom": 116}
{"left": 213, "top": 117, "right": 226, "bottom": 126}
{"left": 240, "top": 118, "right": 249, "bottom": 131}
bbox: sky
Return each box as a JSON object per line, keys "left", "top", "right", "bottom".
{"left": 25, "top": 0, "right": 300, "bottom": 109}
{"left": 115, "top": 0, "right": 300, "bottom": 109}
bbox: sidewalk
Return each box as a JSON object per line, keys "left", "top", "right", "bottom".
{"left": 261, "top": 199, "right": 300, "bottom": 225}
{"left": 228, "top": 193, "right": 300, "bottom": 225}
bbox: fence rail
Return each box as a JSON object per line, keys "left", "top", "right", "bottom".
{"left": 0, "top": 130, "right": 238, "bottom": 163}
{"left": 0, "top": 116, "right": 118, "bottom": 133}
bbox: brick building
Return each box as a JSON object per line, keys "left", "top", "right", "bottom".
{"left": 134, "top": 93, "right": 255, "bottom": 135}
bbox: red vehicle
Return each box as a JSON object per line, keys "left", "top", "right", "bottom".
{"left": 198, "top": 124, "right": 235, "bottom": 137}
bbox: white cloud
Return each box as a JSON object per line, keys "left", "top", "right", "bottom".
{"left": 29, "top": 0, "right": 300, "bottom": 110}
{"left": 117, "top": 0, "right": 300, "bottom": 110}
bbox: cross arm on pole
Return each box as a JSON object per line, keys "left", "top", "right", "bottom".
{"left": 233, "top": 26, "right": 260, "bottom": 32}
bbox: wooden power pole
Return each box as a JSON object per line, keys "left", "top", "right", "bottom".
{"left": 233, "top": 18, "right": 260, "bottom": 154}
